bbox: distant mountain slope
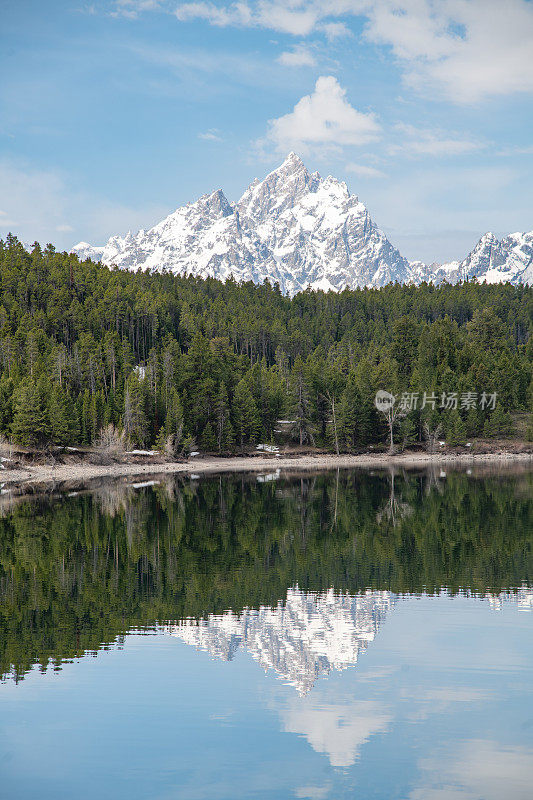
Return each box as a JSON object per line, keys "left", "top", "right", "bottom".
{"left": 411, "top": 231, "right": 533, "bottom": 285}
{"left": 72, "top": 154, "right": 533, "bottom": 293}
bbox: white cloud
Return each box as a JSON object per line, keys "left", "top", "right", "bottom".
{"left": 363, "top": 0, "right": 533, "bottom": 103}
{"left": 497, "top": 144, "right": 533, "bottom": 157}
{"left": 175, "top": 1, "right": 319, "bottom": 35}
{"left": 346, "top": 162, "right": 387, "bottom": 178}
{"left": 111, "top": 0, "right": 162, "bottom": 19}
{"left": 175, "top": 2, "right": 252, "bottom": 27}
{"left": 170, "top": 1, "right": 533, "bottom": 102}
{"left": 277, "top": 44, "right": 316, "bottom": 67}
{"left": 263, "top": 76, "right": 381, "bottom": 155}
{"left": 198, "top": 128, "right": 223, "bottom": 140}
{"left": 321, "top": 20, "right": 352, "bottom": 40}
{"left": 390, "top": 123, "right": 484, "bottom": 157}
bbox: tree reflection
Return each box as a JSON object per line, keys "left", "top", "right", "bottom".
{"left": 0, "top": 467, "right": 532, "bottom": 681}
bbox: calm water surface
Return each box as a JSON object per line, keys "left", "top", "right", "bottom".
{"left": 1, "top": 467, "right": 533, "bottom": 799}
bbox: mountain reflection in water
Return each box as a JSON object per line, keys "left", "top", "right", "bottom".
{"left": 170, "top": 588, "right": 396, "bottom": 694}
{"left": 2, "top": 467, "right": 533, "bottom": 800}
{"left": 169, "top": 585, "right": 533, "bottom": 694}
{"left": 1, "top": 466, "right": 532, "bottom": 683}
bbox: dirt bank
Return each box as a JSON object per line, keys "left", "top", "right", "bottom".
{"left": 2, "top": 448, "right": 532, "bottom": 488}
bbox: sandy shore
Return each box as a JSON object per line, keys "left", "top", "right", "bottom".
{"left": 2, "top": 449, "right": 533, "bottom": 488}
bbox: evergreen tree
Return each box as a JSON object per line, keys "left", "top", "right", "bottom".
{"left": 200, "top": 421, "right": 217, "bottom": 451}
{"left": 338, "top": 377, "right": 362, "bottom": 450}
{"left": 215, "top": 383, "right": 234, "bottom": 451}
{"left": 233, "top": 379, "right": 259, "bottom": 450}
{"left": 48, "top": 385, "right": 79, "bottom": 445}
{"left": 81, "top": 390, "right": 92, "bottom": 444}
{"left": 289, "top": 357, "right": 315, "bottom": 446}
{"left": 446, "top": 410, "right": 467, "bottom": 446}
{"left": 483, "top": 404, "right": 513, "bottom": 438}
{"left": 123, "top": 373, "right": 148, "bottom": 447}
{"left": 11, "top": 379, "right": 51, "bottom": 447}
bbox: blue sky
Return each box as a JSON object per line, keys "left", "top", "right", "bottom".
{"left": 1, "top": 0, "right": 532, "bottom": 262}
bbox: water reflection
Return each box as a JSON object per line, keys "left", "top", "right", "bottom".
{"left": 1, "top": 467, "right": 533, "bottom": 799}
{"left": 281, "top": 695, "right": 392, "bottom": 767}
{"left": 1, "top": 465, "right": 533, "bottom": 683}
{"left": 410, "top": 739, "right": 533, "bottom": 800}
{"left": 170, "top": 588, "right": 396, "bottom": 694}
{"left": 169, "top": 586, "right": 533, "bottom": 695}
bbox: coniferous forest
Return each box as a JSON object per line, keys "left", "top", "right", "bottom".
{"left": 0, "top": 234, "right": 532, "bottom": 453}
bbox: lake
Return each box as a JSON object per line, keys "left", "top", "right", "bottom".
{"left": 1, "top": 466, "right": 533, "bottom": 799}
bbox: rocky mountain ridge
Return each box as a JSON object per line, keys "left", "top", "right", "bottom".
{"left": 72, "top": 154, "right": 533, "bottom": 294}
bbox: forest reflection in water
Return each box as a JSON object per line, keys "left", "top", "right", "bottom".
{"left": 1, "top": 464, "right": 532, "bottom": 684}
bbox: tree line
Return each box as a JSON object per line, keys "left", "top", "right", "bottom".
{"left": 0, "top": 233, "right": 532, "bottom": 452}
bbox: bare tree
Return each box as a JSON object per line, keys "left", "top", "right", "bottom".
{"left": 423, "top": 420, "right": 443, "bottom": 454}
{"left": 324, "top": 389, "right": 340, "bottom": 456}
{"left": 376, "top": 393, "right": 407, "bottom": 454}
{"left": 92, "top": 424, "right": 126, "bottom": 465}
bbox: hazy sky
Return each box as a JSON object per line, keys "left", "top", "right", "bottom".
{"left": 1, "top": 0, "right": 533, "bottom": 262}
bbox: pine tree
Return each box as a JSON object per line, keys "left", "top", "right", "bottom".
{"left": 215, "top": 383, "right": 234, "bottom": 451}
{"left": 399, "top": 415, "right": 417, "bottom": 450}
{"left": 483, "top": 404, "right": 513, "bottom": 438}
{"left": 81, "top": 390, "right": 92, "bottom": 444}
{"left": 123, "top": 373, "right": 148, "bottom": 447}
{"left": 156, "top": 388, "right": 185, "bottom": 455}
{"left": 0, "top": 375, "right": 14, "bottom": 435}
{"left": 338, "top": 378, "right": 361, "bottom": 450}
{"left": 48, "top": 385, "right": 79, "bottom": 445}
{"left": 289, "top": 357, "right": 315, "bottom": 446}
{"left": 166, "top": 388, "right": 184, "bottom": 439}
{"left": 233, "top": 379, "right": 258, "bottom": 450}
{"left": 11, "top": 379, "right": 51, "bottom": 447}
{"left": 526, "top": 413, "right": 533, "bottom": 443}
{"left": 446, "top": 410, "right": 467, "bottom": 446}
{"left": 465, "top": 406, "right": 481, "bottom": 438}
{"left": 200, "top": 421, "right": 217, "bottom": 451}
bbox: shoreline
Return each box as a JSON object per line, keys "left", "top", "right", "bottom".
{"left": 2, "top": 449, "right": 533, "bottom": 488}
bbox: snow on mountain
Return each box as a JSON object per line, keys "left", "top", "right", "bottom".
{"left": 71, "top": 154, "right": 533, "bottom": 293}
{"left": 72, "top": 241, "right": 105, "bottom": 262}
{"left": 72, "top": 153, "right": 411, "bottom": 294}
{"left": 167, "top": 587, "right": 396, "bottom": 694}
{"left": 411, "top": 231, "right": 533, "bottom": 286}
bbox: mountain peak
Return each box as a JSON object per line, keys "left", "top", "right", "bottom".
{"left": 70, "top": 161, "right": 533, "bottom": 293}
{"left": 282, "top": 151, "right": 305, "bottom": 167}
{"left": 193, "top": 188, "right": 232, "bottom": 218}
{"left": 266, "top": 152, "right": 310, "bottom": 183}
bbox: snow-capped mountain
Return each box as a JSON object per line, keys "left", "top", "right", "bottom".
{"left": 72, "top": 241, "right": 105, "bottom": 262}
{"left": 412, "top": 231, "right": 533, "bottom": 285}
{"left": 167, "top": 587, "right": 396, "bottom": 694}
{"left": 71, "top": 154, "right": 533, "bottom": 293}
{"left": 72, "top": 153, "right": 412, "bottom": 294}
